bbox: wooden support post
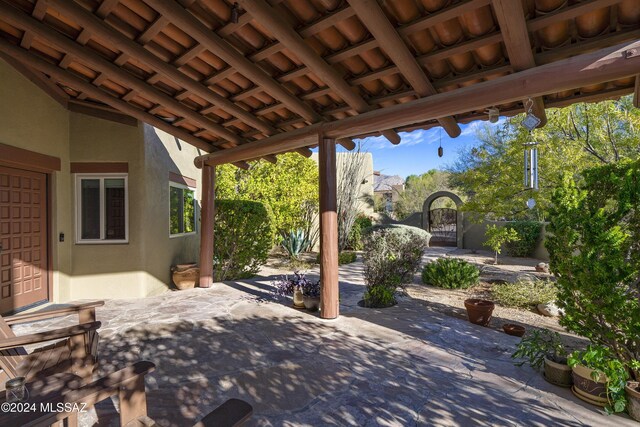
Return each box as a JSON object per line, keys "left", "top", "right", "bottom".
{"left": 319, "top": 136, "right": 339, "bottom": 319}
{"left": 199, "top": 165, "right": 216, "bottom": 288}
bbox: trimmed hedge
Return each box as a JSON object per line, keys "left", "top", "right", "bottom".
{"left": 421, "top": 258, "right": 480, "bottom": 289}
{"left": 505, "top": 220, "right": 543, "bottom": 258}
{"left": 365, "top": 224, "right": 432, "bottom": 247}
{"left": 213, "top": 199, "right": 275, "bottom": 281}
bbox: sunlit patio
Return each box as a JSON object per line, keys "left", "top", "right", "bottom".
{"left": 15, "top": 257, "right": 635, "bottom": 426}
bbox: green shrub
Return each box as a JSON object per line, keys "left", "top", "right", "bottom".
{"left": 347, "top": 215, "right": 373, "bottom": 250}
{"left": 547, "top": 160, "right": 640, "bottom": 381}
{"left": 362, "top": 227, "right": 429, "bottom": 307}
{"left": 505, "top": 221, "right": 543, "bottom": 257}
{"left": 339, "top": 251, "right": 357, "bottom": 265}
{"left": 315, "top": 251, "right": 357, "bottom": 265}
{"left": 421, "top": 258, "right": 480, "bottom": 289}
{"left": 492, "top": 278, "right": 557, "bottom": 308}
{"left": 213, "top": 199, "right": 275, "bottom": 280}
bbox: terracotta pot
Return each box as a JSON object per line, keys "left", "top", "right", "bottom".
{"left": 303, "top": 295, "right": 320, "bottom": 312}
{"left": 292, "top": 288, "right": 305, "bottom": 309}
{"left": 544, "top": 357, "right": 573, "bottom": 388}
{"left": 464, "top": 299, "right": 495, "bottom": 326}
{"left": 171, "top": 266, "right": 199, "bottom": 290}
{"left": 626, "top": 381, "right": 640, "bottom": 422}
{"left": 571, "top": 364, "right": 608, "bottom": 407}
{"left": 502, "top": 323, "right": 525, "bottom": 337}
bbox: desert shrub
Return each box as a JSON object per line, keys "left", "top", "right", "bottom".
{"left": 315, "top": 251, "right": 357, "bottom": 265}
{"left": 213, "top": 199, "right": 275, "bottom": 280}
{"left": 547, "top": 160, "right": 640, "bottom": 381}
{"left": 339, "top": 251, "right": 357, "bottom": 265}
{"left": 505, "top": 220, "right": 543, "bottom": 257}
{"left": 492, "top": 278, "right": 557, "bottom": 308}
{"left": 347, "top": 214, "right": 373, "bottom": 250}
{"left": 365, "top": 224, "right": 432, "bottom": 246}
{"left": 421, "top": 258, "right": 480, "bottom": 289}
{"left": 361, "top": 227, "right": 429, "bottom": 307}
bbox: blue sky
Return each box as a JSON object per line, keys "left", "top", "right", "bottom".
{"left": 347, "top": 119, "right": 504, "bottom": 178}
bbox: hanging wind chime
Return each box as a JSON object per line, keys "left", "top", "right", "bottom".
{"left": 521, "top": 98, "right": 540, "bottom": 209}
{"left": 437, "top": 128, "right": 443, "bottom": 157}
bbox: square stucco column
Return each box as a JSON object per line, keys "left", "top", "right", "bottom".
{"left": 199, "top": 164, "right": 215, "bottom": 288}
{"left": 319, "top": 136, "right": 339, "bottom": 319}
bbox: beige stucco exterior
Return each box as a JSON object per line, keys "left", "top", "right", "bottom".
{"left": 0, "top": 59, "right": 203, "bottom": 306}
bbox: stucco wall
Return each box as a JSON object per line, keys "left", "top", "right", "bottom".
{"left": 0, "top": 58, "right": 202, "bottom": 305}
{"left": 0, "top": 60, "right": 73, "bottom": 302}
{"left": 462, "top": 219, "right": 549, "bottom": 261}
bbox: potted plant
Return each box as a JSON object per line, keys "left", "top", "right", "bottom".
{"left": 626, "top": 363, "right": 640, "bottom": 422}
{"left": 300, "top": 278, "right": 321, "bottom": 312}
{"left": 568, "top": 345, "right": 629, "bottom": 412}
{"left": 463, "top": 299, "right": 494, "bottom": 326}
{"left": 272, "top": 271, "right": 306, "bottom": 309}
{"left": 512, "top": 329, "right": 572, "bottom": 388}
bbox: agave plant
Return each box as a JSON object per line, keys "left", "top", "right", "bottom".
{"left": 281, "top": 229, "right": 309, "bottom": 259}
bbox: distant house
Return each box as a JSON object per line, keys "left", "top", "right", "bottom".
{"left": 373, "top": 172, "right": 405, "bottom": 213}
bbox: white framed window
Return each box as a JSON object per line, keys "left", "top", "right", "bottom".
{"left": 75, "top": 174, "right": 128, "bottom": 244}
{"left": 169, "top": 182, "right": 196, "bottom": 237}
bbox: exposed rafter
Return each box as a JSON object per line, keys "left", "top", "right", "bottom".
{"left": 238, "top": 0, "right": 403, "bottom": 145}
{"left": 492, "top": 0, "right": 547, "bottom": 126}
{"left": 194, "top": 40, "right": 640, "bottom": 166}
{"left": 348, "top": 0, "right": 461, "bottom": 138}
{"left": 0, "top": 37, "right": 252, "bottom": 170}
{"left": 47, "top": 0, "right": 276, "bottom": 138}
{"left": 143, "top": 0, "right": 321, "bottom": 124}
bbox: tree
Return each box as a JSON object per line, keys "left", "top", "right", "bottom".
{"left": 484, "top": 224, "right": 519, "bottom": 264}
{"left": 394, "top": 170, "right": 454, "bottom": 219}
{"left": 215, "top": 153, "right": 319, "bottom": 239}
{"left": 448, "top": 96, "right": 640, "bottom": 220}
{"left": 336, "top": 147, "right": 369, "bottom": 251}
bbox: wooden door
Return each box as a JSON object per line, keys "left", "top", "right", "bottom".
{"left": 0, "top": 166, "right": 48, "bottom": 314}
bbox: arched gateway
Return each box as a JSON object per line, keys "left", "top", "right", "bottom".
{"left": 422, "top": 191, "right": 464, "bottom": 248}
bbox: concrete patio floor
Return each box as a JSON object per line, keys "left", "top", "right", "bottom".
{"left": 15, "top": 257, "right": 636, "bottom": 426}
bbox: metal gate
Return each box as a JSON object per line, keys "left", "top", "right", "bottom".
{"left": 428, "top": 208, "right": 457, "bottom": 246}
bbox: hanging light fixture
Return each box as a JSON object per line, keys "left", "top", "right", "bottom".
{"left": 437, "top": 128, "right": 443, "bottom": 157}
{"left": 485, "top": 107, "right": 500, "bottom": 123}
{"left": 230, "top": 3, "right": 239, "bottom": 23}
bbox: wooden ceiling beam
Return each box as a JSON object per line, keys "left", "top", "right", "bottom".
{"left": 194, "top": 40, "right": 640, "bottom": 166}
{"left": 46, "top": 0, "right": 276, "bottom": 137}
{"left": 0, "top": 3, "right": 243, "bottom": 145}
{"left": 238, "top": 0, "right": 402, "bottom": 145}
{"left": 492, "top": 0, "right": 547, "bottom": 126}
{"left": 144, "top": 0, "right": 321, "bottom": 124}
{"left": 348, "top": 0, "right": 461, "bottom": 138}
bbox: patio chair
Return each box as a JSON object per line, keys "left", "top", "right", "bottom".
{"left": 0, "top": 361, "right": 253, "bottom": 427}
{"left": 0, "top": 301, "right": 103, "bottom": 388}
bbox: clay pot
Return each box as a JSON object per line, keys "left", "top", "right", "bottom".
{"left": 292, "top": 288, "right": 305, "bottom": 309}
{"left": 571, "top": 364, "right": 608, "bottom": 407}
{"left": 502, "top": 323, "right": 525, "bottom": 337}
{"left": 464, "top": 299, "right": 495, "bottom": 326}
{"left": 171, "top": 264, "right": 199, "bottom": 290}
{"left": 303, "top": 295, "right": 320, "bottom": 312}
{"left": 544, "top": 357, "right": 573, "bottom": 388}
{"left": 626, "top": 381, "right": 640, "bottom": 422}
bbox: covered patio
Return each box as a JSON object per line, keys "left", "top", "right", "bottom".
{"left": 0, "top": 0, "right": 639, "bottom": 321}
{"left": 13, "top": 258, "right": 636, "bottom": 426}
